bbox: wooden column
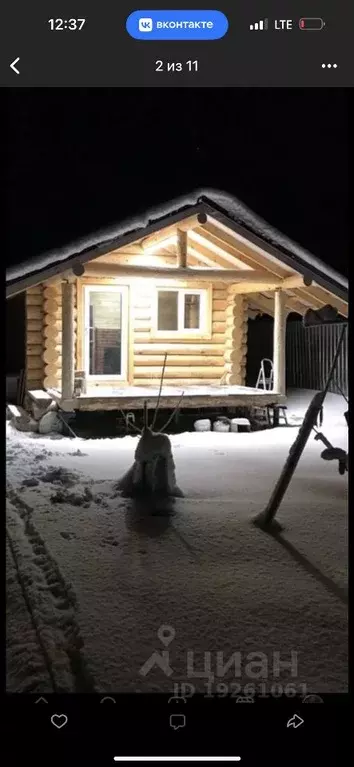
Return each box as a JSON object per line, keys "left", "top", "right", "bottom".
{"left": 176, "top": 229, "right": 187, "bottom": 268}
{"left": 61, "top": 281, "right": 75, "bottom": 398}
{"left": 273, "top": 288, "right": 287, "bottom": 395}
{"left": 224, "top": 288, "right": 248, "bottom": 385}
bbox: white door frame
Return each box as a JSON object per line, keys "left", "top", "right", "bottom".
{"left": 83, "top": 284, "right": 129, "bottom": 381}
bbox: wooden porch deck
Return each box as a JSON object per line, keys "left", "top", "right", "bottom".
{"left": 44, "top": 385, "right": 286, "bottom": 412}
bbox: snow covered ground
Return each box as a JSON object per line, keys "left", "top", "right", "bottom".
{"left": 6, "top": 390, "right": 348, "bottom": 695}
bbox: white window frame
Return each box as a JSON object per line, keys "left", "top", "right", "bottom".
{"left": 83, "top": 284, "right": 129, "bottom": 381}
{"left": 153, "top": 286, "right": 210, "bottom": 337}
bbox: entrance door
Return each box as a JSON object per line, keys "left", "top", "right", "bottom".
{"left": 83, "top": 285, "right": 128, "bottom": 381}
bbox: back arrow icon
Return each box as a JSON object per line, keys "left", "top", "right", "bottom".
{"left": 10, "top": 57, "right": 20, "bottom": 74}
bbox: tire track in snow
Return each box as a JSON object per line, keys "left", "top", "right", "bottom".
{"left": 6, "top": 537, "right": 55, "bottom": 693}
{"left": 6, "top": 482, "right": 96, "bottom": 693}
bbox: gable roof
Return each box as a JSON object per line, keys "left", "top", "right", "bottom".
{"left": 6, "top": 188, "right": 348, "bottom": 303}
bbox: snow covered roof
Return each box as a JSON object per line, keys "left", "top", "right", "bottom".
{"left": 6, "top": 188, "right": 348, "bottom": 302}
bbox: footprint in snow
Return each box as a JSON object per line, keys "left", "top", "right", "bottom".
{"left": 21, "top": 477, "right": 40, "bottom": 487}
{"left": 101, "top": 537, "right": 119, "bottom": 547}
{"left": 60, "top": 531, "right": 76, "bottom": 540}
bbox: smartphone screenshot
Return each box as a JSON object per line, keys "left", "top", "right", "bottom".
{"left": 4, "top": 1, "right": 350, "bottom": 765}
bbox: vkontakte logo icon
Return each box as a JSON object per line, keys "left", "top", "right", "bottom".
{"left": 138, "top": 18, "right": 153, "bottom": 32}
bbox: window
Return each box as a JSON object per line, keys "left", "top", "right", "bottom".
{"left": 83, "top": 285, "right": 128, "bottom": 379}
{"left": 155, "top": 287, "right": 209, "bottom": 335}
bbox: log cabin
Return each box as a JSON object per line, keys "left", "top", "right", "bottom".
{"left": 6, "top": 190, "right": 348, "bottom": 414}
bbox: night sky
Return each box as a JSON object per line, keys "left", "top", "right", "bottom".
{"left": 5, "top": 88, "right": 349, "bottom": 276}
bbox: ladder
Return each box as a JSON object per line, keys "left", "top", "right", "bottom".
{"left": 256, "top": 359, "right": 274, "bottom": 390}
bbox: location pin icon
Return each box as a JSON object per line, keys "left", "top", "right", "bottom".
{"left": 157, "top": 625, "right": 175, "bottom": 646}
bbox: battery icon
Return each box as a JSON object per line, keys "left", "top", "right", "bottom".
{"left": 299, "top": 18, "right": 325, "bottom": 30}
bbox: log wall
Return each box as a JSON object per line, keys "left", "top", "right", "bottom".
{"left": 42, "top": 280, "right": 77, "bottom": 391}
{"left": 131, "top": 282, "right": 227, "bottom": 386}
{"left": 224, "top": 289, "right": 248, "bottom": 385}
{"left": 38, "top": 273, "right": 248, "bottom": 390}
{"left": 25, "top": 286, "right": 45, "bottom": 389}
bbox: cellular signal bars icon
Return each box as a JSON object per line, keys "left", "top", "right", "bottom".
{"left": 249, "top": 19, "right": 268, "bottom": 31}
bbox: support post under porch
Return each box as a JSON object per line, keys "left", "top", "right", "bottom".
{"left": 273, "top": 288, "right": 287, "bottom": 396}
{"left": 61, "top": 281, "right": 75, "bottom": 399}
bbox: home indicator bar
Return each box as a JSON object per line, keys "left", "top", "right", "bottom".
{"left": 113, "top": 759, "right": 242, "bottom": 763}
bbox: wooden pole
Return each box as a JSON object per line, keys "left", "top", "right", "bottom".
{"left": 253, "top": 324, "right": 347, "bottom": 531}
{"left": 83, "top": 262, "right": 277, "bottom": 283}
{"left": 61, "top": 281, "right": 75, "bottom": 398}
{"left": 273, "top": 289, "right": 287, "bottom": 395}
{"left": 176, "top": 229, "right": 188, "bottom": 268}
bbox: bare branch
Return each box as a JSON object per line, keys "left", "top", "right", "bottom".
{"left": 151, "top": 352, "right": 168, "bottom": 430}
{"left": 119, "top": 410, "right": 142, "bottom": 435}
{"left": 160, "top": 391, "right": 185, "bottom": 433}
{"left": 143, "top": 400, "right": 148, "bottom": 429}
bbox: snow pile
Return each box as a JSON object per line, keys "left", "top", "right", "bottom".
{"left": 6, "top": 390, "right": 348, "bottom": 693}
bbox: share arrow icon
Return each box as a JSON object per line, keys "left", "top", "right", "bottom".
{"left": 287, "top": 714, "right": 304, "bottom": 729}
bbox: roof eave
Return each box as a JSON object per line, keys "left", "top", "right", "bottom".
{"left": 201, "top": 201, "right": 348, "bottom": 304}
{"left": 6, "top": 203, "right": 207, "bottom": 298}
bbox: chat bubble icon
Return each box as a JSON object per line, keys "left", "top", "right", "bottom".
{"left": 170, "top": 713, "right": 186, "bottom": 730}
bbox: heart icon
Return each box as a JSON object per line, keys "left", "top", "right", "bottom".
{"left": 51, "top": 714, "right": 68, "bottom": 729}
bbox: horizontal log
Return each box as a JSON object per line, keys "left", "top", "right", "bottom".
{"left": 44, "top": 375, "right": 61, "bottom": 389}
{"left": 43, "top": 283, "right": 62, "bottom": 303}
{"left": 26, "top": 305, "right": 43, "bottom": 321}
{"left": 134, "top": 333, "right": 225, "bottom": 344}
{"left": 26, "top": 331, "right": 43, "bottom": 346}
{"left": 229, "top": 274, "right": 311, "bottom": 295}
{"left": 26, "top": 344, "right": 43, "bottom": 357}
{"left": 133, "top": 378, "right": 222, "bottom": 387}
{"left": 26, "top": 377, "right": 43, "bottom": 388}
{"left": 45, "top": 361, "right": 62, "bottom": 373}
{"left": 134, "top": 355, "right": 224, "bottom": 367}
{"left": 44, "top": 333, "right": 62, "bottom": 348}
{"left": 212, "top": 310, "right": 226, "bottom": 322}
{"left": 224, "top": 348, "right": 247, "bottom": 364}
{"left": 225, "top": 305, "right": 246, "bottom": 320}
{"left": 27, "top": 319, "right": 43, "bottom": 332}
{"left": 212, "top": 299, "right": 227, "bottom": 311}
{"left": 26, "top": 293, "right": 43, "bottom": 307}
{"left": 44, "top": 319, "right": 62, "bottom": 333}
{"left": 43, "top": 347, "right": 62, "bottom": 364}
{"left": 83, "top": 262, "right": 278, "bottom": 283}
{"left": 93, "top": 254, "right": 177, "bottom": 267}
{"left": 223, "top": 361, "right": 242, "bottom": 374}
{"left": 212, "top": 289, "right": 228, "bottom": 301}
{"left": 27, "top": 357, "right": 44, "bottom": 371}
{"left": 224, "top": 334, "right": 247, "bottom": 350}
{"left": 44, "top": 298, "right": 62, "bottom": 316}
{"left": 212, "top": 322, "right": 226, "bottom": 334}
{"left": 224, "top": 373, "right": 242, "bottom": 385}
{"left": 26, "top": 285, "right": 42, "bottom": 296}
{"left": 133, "top": 367, "right": 225, "bottom": 379}
{"left": 134, "top": 343, "right": 224, "bottom": 355}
